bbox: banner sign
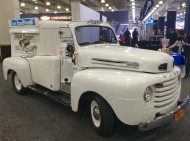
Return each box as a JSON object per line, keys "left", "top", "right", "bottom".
{"left": 139, "top": 0, "right": 154, "bottom": 20}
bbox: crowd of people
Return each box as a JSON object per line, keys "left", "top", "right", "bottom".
{"left": 123, "top": 28, "right": 139, "bottom": 47}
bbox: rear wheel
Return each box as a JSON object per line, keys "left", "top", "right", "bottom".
{"left": 12, "top": 72, "right": 27, "bottom": 95}
{"left": 90, "top": 96, "right": 115, "bottom": 136}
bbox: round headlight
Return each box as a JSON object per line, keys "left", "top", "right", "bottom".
{"left": 144, "top": 87, "right": 153, "bottom": 102}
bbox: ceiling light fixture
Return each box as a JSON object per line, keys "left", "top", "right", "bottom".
{"left": 101, "top": 0, "right": 105, "bottom": 3}
{"left": 132, "top": 6, "right": 135, "bottom": 9}
{"left": 35, "top": 6, "right": 38, "bottom": 10}
{"left": 156, "top": 4, "right": 159, "bottom": 7}
{"left": 159, "top": 1, "right": 163, "bottom": 5}
{"left": 54, "top": 11, "right": 57, "bottom": 14}
{"left": 105, "top": 3, "right": 109, "bottom": 7}
{"left": 109, "top": 6, "right": 112, "bottom": 9}
{"left": 131, "top": 2, "right": 135, "bottom": 5}
{"left": 46, "top": 2, "right": 50, "bottom": 5}
{"left": 111, "top": 9, "right": 114, "bottom": 12}
{"left": 66, "top": 8, "right": 69, "bottom": 11}
{"left": 21, "top": 3, "right": 25, "bottom": 7}
{"left": 46, "top": 9, "right": 49, "bottom": 12}
{"left": 20, "top": 12, "right": 23, "bottom": 14}
{"left": 130, "top": 0, "right": 135, "bottom": 2}
{"left": 57, "top": 5, "right": 61, "bottom": 9}
{"left": 182, "top": 3, "right": 186, "bottom": 7}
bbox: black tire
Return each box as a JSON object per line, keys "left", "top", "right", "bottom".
{"left": 12, "top": 72, "right": 27, "bottom": 95}
{"left": 90, "top": 96, "right": 115, "bottom": 136}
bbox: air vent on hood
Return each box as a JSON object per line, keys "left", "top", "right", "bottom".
{"left": 158, "top": 63, "right": 167, "bottom": 71}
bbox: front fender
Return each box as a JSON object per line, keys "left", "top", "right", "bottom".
{"left": 71, "top": 67, "right": 181, "bottom": 125}
{"left": 71, "top": 68, "right": 163, "bottom": 111}
{"left": 3, "top": 57, "right": 34, "bottom": 87}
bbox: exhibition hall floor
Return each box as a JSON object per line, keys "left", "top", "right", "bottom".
{"left": 0, "top": 63, "right": 190, "bottom": 141}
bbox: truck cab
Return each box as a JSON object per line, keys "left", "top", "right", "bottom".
{"left": 3, "top": 18, "right": 190, "bottom": 136}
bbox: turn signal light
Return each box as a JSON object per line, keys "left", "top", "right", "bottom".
{"left": 155, "top": 83, "right": 164, "bottom": 88}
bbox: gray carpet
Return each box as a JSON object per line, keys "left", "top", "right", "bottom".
{"left": 0, "top": 63, "right": 189, "bottom": 141}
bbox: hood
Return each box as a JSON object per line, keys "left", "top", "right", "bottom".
{"left": 77, "top": 45, "right": 174, "bottom": 73}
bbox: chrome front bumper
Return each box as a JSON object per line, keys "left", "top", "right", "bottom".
{"left": 139, "top": 96, "right": 190, "bottom": 131}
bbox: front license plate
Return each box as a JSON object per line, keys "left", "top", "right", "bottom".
{"left": 175, "top": 109, "right": 185, "bottom": 122}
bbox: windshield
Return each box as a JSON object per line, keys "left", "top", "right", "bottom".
{"left": 75, "top": 26, "right": 117, "bottom": 46}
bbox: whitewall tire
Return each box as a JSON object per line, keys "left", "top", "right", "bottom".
{"left": 12, "top": 72, "right": 27, "bottom": 95}
{"left": 90, "top": 96, "right": 115, "bottom": 136}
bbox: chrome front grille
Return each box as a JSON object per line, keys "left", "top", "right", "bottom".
{"left": 153, "top": 76, "right": 180, "bottom": 108}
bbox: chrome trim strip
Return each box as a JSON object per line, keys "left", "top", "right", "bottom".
{"left": 92, "top": 58, "right": 127, "bottom": 64}
{"left": 139, "top": 96, "right": 190, "bottom": 131}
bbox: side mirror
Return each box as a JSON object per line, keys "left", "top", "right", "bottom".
{"left": 66, "top": 45, "right": 74, "bottom": 57}
{"left": 66, "top": 45, "right": 74, "bottom": 53}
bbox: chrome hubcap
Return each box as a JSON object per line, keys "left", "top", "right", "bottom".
{"left": 93, "top": 106, "right": 100, "bottom": 120}
{"left": 91, "top": 100, "right": 101, "bottom": 127}
{"left": 14, "top": 74, "right": 22, "bottom": 90}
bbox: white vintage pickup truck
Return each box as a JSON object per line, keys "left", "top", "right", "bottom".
{"left": 3, "top": 18, "right": 189, "bottom": 136}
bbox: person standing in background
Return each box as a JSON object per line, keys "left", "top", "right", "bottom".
{"left": 167, "top": 29, "right": 190, "bottom": 78}
{"left": 132, "top": 28, "right": 138, "bottom": 47}
{"left": 124, "top": 28, "right": 131, "bottom": 46}
{"left": 168, "top": 28, "right": 178, "bottom": 53}
{"left": 157, "top": 28, "right": 163, "bottom": 36}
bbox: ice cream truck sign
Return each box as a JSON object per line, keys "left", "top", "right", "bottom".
{"left": 9, "top": 18, "right": 39, "bottom": 55}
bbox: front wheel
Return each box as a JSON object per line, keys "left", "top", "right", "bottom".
{"left": 90, "top": 96, "right": 115, "bottom": 136}
{"left": 12, "top": 72, "right": 27, "bottom": 95}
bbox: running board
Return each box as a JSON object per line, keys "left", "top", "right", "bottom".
{"left": 28, "top": 85, "right": 71, "bottom": 107}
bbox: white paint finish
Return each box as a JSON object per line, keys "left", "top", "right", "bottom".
{"left": 9, "top": 20, "right": 72, "bottom": 57}
{"left": 77, "top": 45, "right": 174, "bottom": 73}
{"left": 27, "top": 56, "right": 61, "bottom": 91}
{"left": 0, "top": 0, "right": 20, "bottom": 45}
{"left": 71, "top": 66, "right": 181, "bottom": 125}
{"left": 61, "top": 58, "right": 73, "bottom": 83}
{"left": 3, "top": 57, "right": 34, "bottom": 87}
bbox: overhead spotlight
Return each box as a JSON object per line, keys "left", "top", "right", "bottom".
{"left": 177, "top": 14, "right": 179, "bottom": 16}
{"left": 111, "top": 9, "right": 114, "bottom": 12}
{"left": 57, "top": 5, "right": 61, "bottom": 9}
{"left": 20, "top": 12, "right": 23, "bottom": 14}
{"left": 101, "top": 0, "right": 105, "bottom": 3}
{"left": 131, "top": 2, "right": 135, "bottom": 5}
{"left": 66, "top": 8, "right": 69, "bottom": 11}
{"left": 159, "top": 1, "right": 163, "bottom": 5}
{"left": 156, "top": 4, "right": 159, "bottom": 7}
{"left": 35, "top": 6, "right": 38, "bottom": 10}
{"left": 132, "top": 6, "right": 135, "bottom": 9}
{"left": 180, "top": 13, "right": 183, "bottom": 15}
{"left": 21, "top": 3, "right": 25, "bottom": 7}
{"left": 182, "top": 3, "right": 186, "bottom": 7}
{"left": 130, "top": 0, "right": 134, "bottom": 1}
{"left": 46, "top": 2, "right": 50, "bottom": 5}
{"left": 54, "top": 11, "right": 57, "bottom": 14}
{"left": 32, "top": 0, "right": 37, "bottom": 1}
{"left": 46, "top": 9, "right": 49, "bottom": 12}
{"left": 105, "top": 3, "right": 109, "bottom": 7}
{"left": 109, "top": 6, "right": 112, "bottom": 9}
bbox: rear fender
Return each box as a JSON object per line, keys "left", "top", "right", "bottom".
{"left": 3, "top": 57, "right": 34, "bottom": 87}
